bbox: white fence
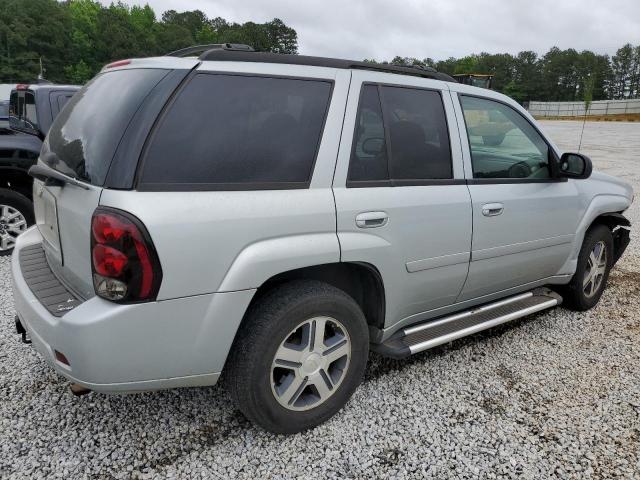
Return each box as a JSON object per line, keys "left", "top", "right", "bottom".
{"left": 528, "top": 99, "right": 640, "bottom": 117}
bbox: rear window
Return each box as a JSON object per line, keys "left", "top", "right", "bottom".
{"left": 0, "top": 102, "right": 8, "bottom": 117}
{"left": 9, "top": 91, "right": 38, "bottom": 132}
{"left": 139, "top": 73, "right": 333, "bottom": 190}
{"left": 43, "top": 68, "right": 169, "bottom": 185}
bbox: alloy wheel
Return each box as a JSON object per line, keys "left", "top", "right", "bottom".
{"left": 583, "top": 240, "right": 607, "bottom": 298}
{"left": 0, "top": 204, "right": 28, "bottom": 252}
{"left": 271, "top": 316, "right": 351, "bottom": 411}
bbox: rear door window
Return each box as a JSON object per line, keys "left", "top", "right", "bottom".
{"left": 348, "top": 84, "right": 453, "bottom": 186}
{"left": 381, "top": 86, "right": 452, "bottom": 181}
{"left": 139, "top": 73, "right": 333, "bottom": 190}
{"left": 43, "top": 68, "right": 169, "bottom": 185}
{"left": 348, "top": 85, "right": 389, "bottom": 182}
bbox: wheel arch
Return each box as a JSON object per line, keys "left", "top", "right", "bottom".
{"left": 558, "top": 194, "right": 631, "bottom": 276}
{"left": 587, "top": 212, "right": 631, "bottom": 264}
{"left": 249, "top": 262, "right": 386, "bottom": 331}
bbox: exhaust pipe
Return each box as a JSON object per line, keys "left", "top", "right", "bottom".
{"left": 14, "top": 316, "right": 31, "bottom": 344}
{"left": 70, "top": 383, "right": 92, "bottom": 396}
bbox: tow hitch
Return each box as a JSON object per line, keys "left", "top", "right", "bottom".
{"left": 15, "top": 316, "right": 31, "bottom": 344}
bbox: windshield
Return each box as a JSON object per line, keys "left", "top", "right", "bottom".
{"left": 43, "top": 68, "right": 168, "bottom": 185}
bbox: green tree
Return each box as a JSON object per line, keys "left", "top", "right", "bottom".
{"left": 512, "top": 51, "right": 540, "bottom": 102}
{"left": 610, "top": 43, "right": 634, "bottom": 99}
{"left": 65, "top": 0, "right": 102, "bottom": 82}
{"left": 0, "top": 0, "right": 72, "bottom": 83}
{"left": 474, "top": 53, "right": 516, "bottom": 92}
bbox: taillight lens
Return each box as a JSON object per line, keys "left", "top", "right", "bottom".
{"left": 90, "top": 207, "right": 162, "bottom": 303}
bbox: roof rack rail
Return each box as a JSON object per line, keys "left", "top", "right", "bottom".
{"left": 167, "top": 43, "right": 254, "bottom": 58}
{"left": 198, "top": 49, "right": 455, "bottom": 82}
{"left": 392, "top": 63, "right": 438, "bottom": 74}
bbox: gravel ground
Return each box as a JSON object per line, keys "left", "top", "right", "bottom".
{"left": 1, "top": 120, "right": 639, "bottom": 479}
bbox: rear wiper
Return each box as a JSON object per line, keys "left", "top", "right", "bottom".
{"left": 28, "top": 163, "right": 90, "bottom": 190}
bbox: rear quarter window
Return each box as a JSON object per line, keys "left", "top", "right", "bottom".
{"left": 44, "top": 68, "right": 169, "bottom": 185}
{"left": 139, "top": 73, "right": 333, "bottom": 190}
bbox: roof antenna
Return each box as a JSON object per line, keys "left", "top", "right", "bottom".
{"left": 578, "top": 74, "right": 593, "bottom": 153}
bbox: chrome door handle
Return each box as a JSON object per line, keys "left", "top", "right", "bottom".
{"left": 356, "top": 211, "right": 388, "bottom": 228}
{"left": 482, "top": 203, "right": 504, "bottom": 217}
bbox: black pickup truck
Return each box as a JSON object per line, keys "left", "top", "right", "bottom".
{"left": 1, "top": 83, "right": 79, "bottom": 255}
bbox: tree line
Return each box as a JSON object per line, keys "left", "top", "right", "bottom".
{"left": 0, "top": 0, "right": 297, "bottom": 84}
{"left": 370, "top": 44, "right": 640, "bottom": 103}
{"left": 1, "top": 0, "right": 639, "bottom": 103}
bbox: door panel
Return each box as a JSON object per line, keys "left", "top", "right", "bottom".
{"left": 336, "top": 186, "right": 473, "bottom": 321}
{"left": 460, "top": 182, "right": 580, "bottom": 300}
{"left": 453, "top": 92, "right": 582, "bottom": 301}
{"left": 333, "top": 71, "right": 471, "bottom": 328}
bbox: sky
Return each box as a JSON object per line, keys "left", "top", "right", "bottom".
{"left": 121, "top": 0, "right": 640, "bottom": 61}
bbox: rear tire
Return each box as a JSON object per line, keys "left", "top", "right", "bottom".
{"left": 561, "top": 224, "right": 613, "bottom": 311}
{"left": 224, "top": 280, "right": 369, "bottom": 434}
{"left": 0, "top": 189, "right": 33, "bottom": 256}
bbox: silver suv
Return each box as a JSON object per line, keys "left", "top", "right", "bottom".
{"left": 11, "top": 45, "right": 633, "bottom": 433}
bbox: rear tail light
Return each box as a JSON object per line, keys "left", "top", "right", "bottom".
{"left": 91, "top": 207, "right": 162, "bottom": 303}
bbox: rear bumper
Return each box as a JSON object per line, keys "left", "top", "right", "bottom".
{"left": 11, "top": 226, "right": 255, "bottom": 393}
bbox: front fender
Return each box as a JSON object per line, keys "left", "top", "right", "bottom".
{"left": 218, "top": 233, "right": 340, "bottom": 291}
{"left": 558, "top": 193, "right": 631, "bottom": 275}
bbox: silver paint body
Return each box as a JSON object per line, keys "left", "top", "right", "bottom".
{"left": 11, "top": 58, "right": 634, "bottom": 392}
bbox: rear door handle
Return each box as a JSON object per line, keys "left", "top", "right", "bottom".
{"left": 482, "top": 203, "right": 504, "bottom": 217}
{"left": 356, "top": 211, "right": 388, "bottom": 228}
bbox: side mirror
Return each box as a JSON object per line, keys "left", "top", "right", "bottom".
{"left": 558, "top": 152, "right": 592, "bottom": 179}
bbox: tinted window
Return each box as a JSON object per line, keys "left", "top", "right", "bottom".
{"left": 141, "top": 74, "right": 332, "bottom": 188}
{"left": 381, "top": 86, "right": 452, "bottom": 180}
{"left": 348, "top": 84, "right": 452, "bottom": 184}
{"left": 44, "top": 68, "right": 169, "bottom": 185}
{"left": 460, "top": 96, "right": 550, "bottom": 179}
{"left": 348, "top": 85, "right": 388, "bottom": 181}
{"left": 0, "top": 102, "right": 8, "bottom": 117}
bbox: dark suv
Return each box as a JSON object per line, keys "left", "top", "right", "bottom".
{"left": 0, "top": 84, "right": 79, "bottom": 254}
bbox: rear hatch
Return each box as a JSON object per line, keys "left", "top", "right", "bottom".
{"left": 34, "top": 63, "right": 192, "bottom": 298}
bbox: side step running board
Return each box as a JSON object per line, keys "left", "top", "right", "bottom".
{"left": 374, "top": 288, "right": 562, "bottom": 359}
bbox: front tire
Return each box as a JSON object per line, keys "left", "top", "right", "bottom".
{"left": 225, "top": 280, "right": 369, "bottom": 434}
{"left": 0, "top": 189, "right": 33, "bottom": 256}
{"left": 562, "top": 224, "right": 613, "bottom": 311}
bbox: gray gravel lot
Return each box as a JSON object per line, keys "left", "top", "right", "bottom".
{"left": 1, "top": 120, "right": 639, "bottom": 479}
